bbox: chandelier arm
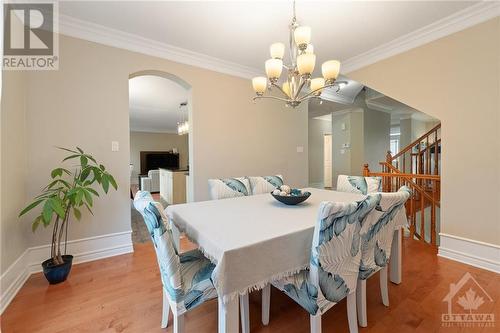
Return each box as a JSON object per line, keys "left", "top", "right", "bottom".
{"left": 294, "top": 76, "right": 308, "bottom": 100}
{"left": 298, "top": 82, "right": 342, "bottom": 101}
{"left": 270, "top": 81, "right": 291, "bottom": 99}
{"left": 253, "top": 95, "right": 293, "bottom": 103}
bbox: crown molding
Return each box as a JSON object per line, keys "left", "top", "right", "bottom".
{"left": 58, "top": 2, "right": 500, "bottom": 81}
{"left": 342, "top": 1, "right": 500, "bottom": 74}
{"left": 58, "top": 14, "right": 261, "bottom": 80}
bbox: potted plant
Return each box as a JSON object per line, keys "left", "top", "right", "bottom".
{"left": 19, "top": 147, "right": 118, "bottom": 284}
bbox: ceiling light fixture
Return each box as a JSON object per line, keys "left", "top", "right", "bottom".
{"left": 177, "top": 102, "right": 189, "bottom": 135}
{"left": 252, "top": 0, "right": 347, "bottom": 108}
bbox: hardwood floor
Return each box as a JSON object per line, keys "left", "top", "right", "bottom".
{"left": 2, "top": 238, "right": 498, "bottom": 333}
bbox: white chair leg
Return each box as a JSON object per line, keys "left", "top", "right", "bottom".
{"left": 174, "top": 313, "right": 184, "bottom": 333}
{"left": 261, "top": 284, "right": 271, "bottom": 325}
{"left": 161, "top": 289, "right": 170, "bottom": 328}
{"left": 356, "top": 279, "right": 367, "bottom": 327}
{"left": 380, "top": 266, "right": 389, "bottom": 307}
{"left": 310, "top": 313, "right": 322, "bottom": 333}
{"left": 347, "top": 292, "right": 358, "bottom": 333}
{"left": 240, "top": 294, "right": 250, "bottom": 333}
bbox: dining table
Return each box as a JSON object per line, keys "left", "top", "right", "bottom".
{"left": 165, "top": 188, "right": 405, "bottom": 333}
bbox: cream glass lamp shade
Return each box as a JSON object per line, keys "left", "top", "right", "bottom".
{"left": 294, "top": 26, "right": 311, "bottom": 46}
{"left": 305, "top": 44, "right": 314, "bottom": 54}
{"left": 310, "top": 78, "right": 325, "bottom": 94}
{"left": 252, "top": 77, "right": 267, "bottom": 94}
{"left": 297, "top": 53, "right": 316, "bottom": 75}
{"left": 270, "top": 42, "right": 285, "bottom": 59}
{"left": 282, "top": 81, "right": 291, "bottom": 97}
{"left": 265, "top": 59, "right": 283, "bottom": 79}
{"left": 322, "top": 60, "right": 340, "bottom": 80}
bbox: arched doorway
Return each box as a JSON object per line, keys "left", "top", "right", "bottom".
{"left": 128, "top": 71, "right": 193, "bottom": 243}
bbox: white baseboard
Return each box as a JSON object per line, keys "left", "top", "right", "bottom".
{"left": 0, "top": 231, "right": 133, "bottom": 314}
{"left": 438, "top": 233, "right": 500, "bottom": 274}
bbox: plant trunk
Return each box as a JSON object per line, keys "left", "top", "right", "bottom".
{"left": 54, "top": 208, "right": 70, "bottom": 265}
{"left": 51, "top": 217, "right": 60, "bottom": 263}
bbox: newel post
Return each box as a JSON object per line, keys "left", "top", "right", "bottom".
{"left": 386, "top": 151, "right": 393, "bottom": 163}
{"left": 363, "top": 164, "right": 370, "bottom": 177}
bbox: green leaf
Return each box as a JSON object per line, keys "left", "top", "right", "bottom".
{"left": 73, "top": 207, "right": 81, "bottom": 221}
{"left": 80, "top": 167, "right": 91, "bottom": 181}
{"left": 32, "top": 216, "right": 42, "bottom": 232}
{"left": 93, "top": 167, "right": 102, "bottom": 183}
{"left": 62, "top": 154, "right": 80, "bottom": 162}
{"left": 57, "top": 147, "right": 79, "bottom": 154}
{"left": 19, "top": 199, "right": 44, "bottom": 217}
{"left": 99, "top": 164, "right": 106, "bottom": 171}
{"left": 51, "top": 168, "right": 63, "bottom": 178}
{"left": 76, "top": 147, "right": 84, "bottom": 154}
{"left": 85, "top": 154, "right": 97, "bottom": 164}
{"left": 83, "top": 203, "right": 94, "bottom": 215}
{"left": 102, "top": 175, "right": 109, "bottom": 193}
{"left": 75, "top": 189, "right": 84, "bottom": 206}
{"left": 83, "top": 189, "right": 93, "bottom": 207}
{"left": 107, "top": 174, "right": 118, "bottom": 190}
{"left": 85, "top": 187, "right": 99, "bottom": 196}
{"left": 80, "top": 155, "right": 88, "bottom": 167}
{"left": 42, "top": 201, "right": 53, "bottom": 224}
{"left": 49, "top": 198, "right": 66, "bottom": 218}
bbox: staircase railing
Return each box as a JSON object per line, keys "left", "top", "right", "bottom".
{"left": 389, "top": 123, "right": 441, "bottom": 176}
{"left": 363, "top": 163, "right": 441, "bottom": 246}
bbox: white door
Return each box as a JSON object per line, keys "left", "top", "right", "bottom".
{"left": 324, "top": 134, "right": 332, "bottom": 188}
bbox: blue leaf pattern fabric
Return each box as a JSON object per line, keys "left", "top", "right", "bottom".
{"left": 272, "top": 194, "right": 380, "bottom": 315}
{"left": 208, "top": 177, "right": 251, "bottom": 199}
{"left": 248, "top": 175, "right": 284, "bottom": 195}
{"left": 337, "top": 175, "right": 382, "bottom": 195}
{"left": 359, "top": 186, "right": 411, "bottom": 280}
{"left": 133, "top": 191, "right": 217, "bottom": 315}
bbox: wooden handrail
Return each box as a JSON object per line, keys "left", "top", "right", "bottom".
{"left": 377, "top": 162, "right": 440, "bottom": 207}
{"left": 391, "top": 123, "right": 441, "bottom": 161}
{"left": 411, "top": 138, "right": 441, "bottom": 156}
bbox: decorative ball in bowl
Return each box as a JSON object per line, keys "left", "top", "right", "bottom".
{"left": 271, "top": 185, "right": 311, "bottom": 205}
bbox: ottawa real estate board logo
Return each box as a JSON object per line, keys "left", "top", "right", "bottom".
{"left": 442, "top": 272, "right": 495, "bottom": 328}
{"left": 3, "top": 1, "right": 59, "bottom": 70}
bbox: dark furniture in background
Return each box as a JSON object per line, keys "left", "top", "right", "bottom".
{"left": 140, "top": 151, "right": 179, "bottom": 175}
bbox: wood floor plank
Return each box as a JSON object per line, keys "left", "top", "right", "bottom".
{"left": 2, "top": 238, "right": 498, "bottom": 332}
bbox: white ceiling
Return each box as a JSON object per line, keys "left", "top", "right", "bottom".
{"left": 129, "top": 75, "right": 188, "bottom": 133}
{"left": 60, "top": 1, "right": 479, "bottom": 74}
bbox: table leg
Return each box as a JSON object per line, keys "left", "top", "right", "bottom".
{"left": 390, "top": 227, "right": 402, "bottom": 284}
{"left": 218, "top": 295, "right": 239, "bottom": 333}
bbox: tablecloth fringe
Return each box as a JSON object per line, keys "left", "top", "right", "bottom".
{"left": 219, "top": 263, "right": 310, "bottom": 304}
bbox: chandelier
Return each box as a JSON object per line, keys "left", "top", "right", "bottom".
{"left": 177, "top": 102, "right": 189, "bottom": 135}
{"left": 251, "top": 1, "right": 346, "bottom": 108}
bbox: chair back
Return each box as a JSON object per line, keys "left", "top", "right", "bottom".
{"left": 337, "top": 175, "right": 381, "bottom": 194}
{"left": 133, "top": 191, "right": 184, "bottom": 301}
{"left": 248, "top": 175, "right": 284, "bottom": 195}
{"left": 359, "top": 186, "right": 411, "bottom": 279}
{"left": 310, "top": 194, "right": 381, "bottom": 307}
{"left": 208, "top": 177, "right": 251, "bottom": 200}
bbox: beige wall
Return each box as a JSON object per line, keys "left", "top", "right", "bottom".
{"left": 308, "top": 118, "right": 331, "bottom": 186}
{"left": 350, "top": 18, "right": 500, "bottom": 245}
{"left": 1, "top": 71, "right": 29, "bottom": 272}
{"left": 364, "top": 109, "right": 390, "bottom": 171}
{"left": 11, "top": 34, "right": 308, "bottom": 250}
{"left": 129, "top": 131, "right": 189, "bottom": 183}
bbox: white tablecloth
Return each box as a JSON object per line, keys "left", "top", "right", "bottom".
{"left": 166, "top": 188, "right": 367, "bottom": 303}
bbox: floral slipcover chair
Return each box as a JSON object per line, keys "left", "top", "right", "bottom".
{"left": 337, "top": 175, "right": 382, "bottom": 195}
{"left": 356, "top": 186, "right": 411, "bottom": 327}
{"left": 267, "top": 194, "right": 381, "bottom": 333}
{"left": 133, "top": 191, "right": 217, "bottom": 332}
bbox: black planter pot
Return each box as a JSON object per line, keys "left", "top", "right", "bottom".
{"left": 42, "top": 255, "right": 73, "bottom": 284}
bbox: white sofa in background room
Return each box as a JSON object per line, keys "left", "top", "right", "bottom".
{"left": 141, "top": 169, "right": 160, "bottom": 192}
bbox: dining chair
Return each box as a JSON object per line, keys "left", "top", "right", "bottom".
{"left": 337, "top": 175, "right": 382, "bottom": 195}
{"left": 208, "top": 177, "right": 251, "bottom": 199}
{"left": 356, "top": 186, "right": 411, "bottom": 327}
{"left": 133, "top": 191, "right": 218, "bottom": 333}
{"left": 262, "top": 194, "right": 381, "bottom": 333}
{"left": 247, "top": 175, "right": 284, "bottom": 195}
